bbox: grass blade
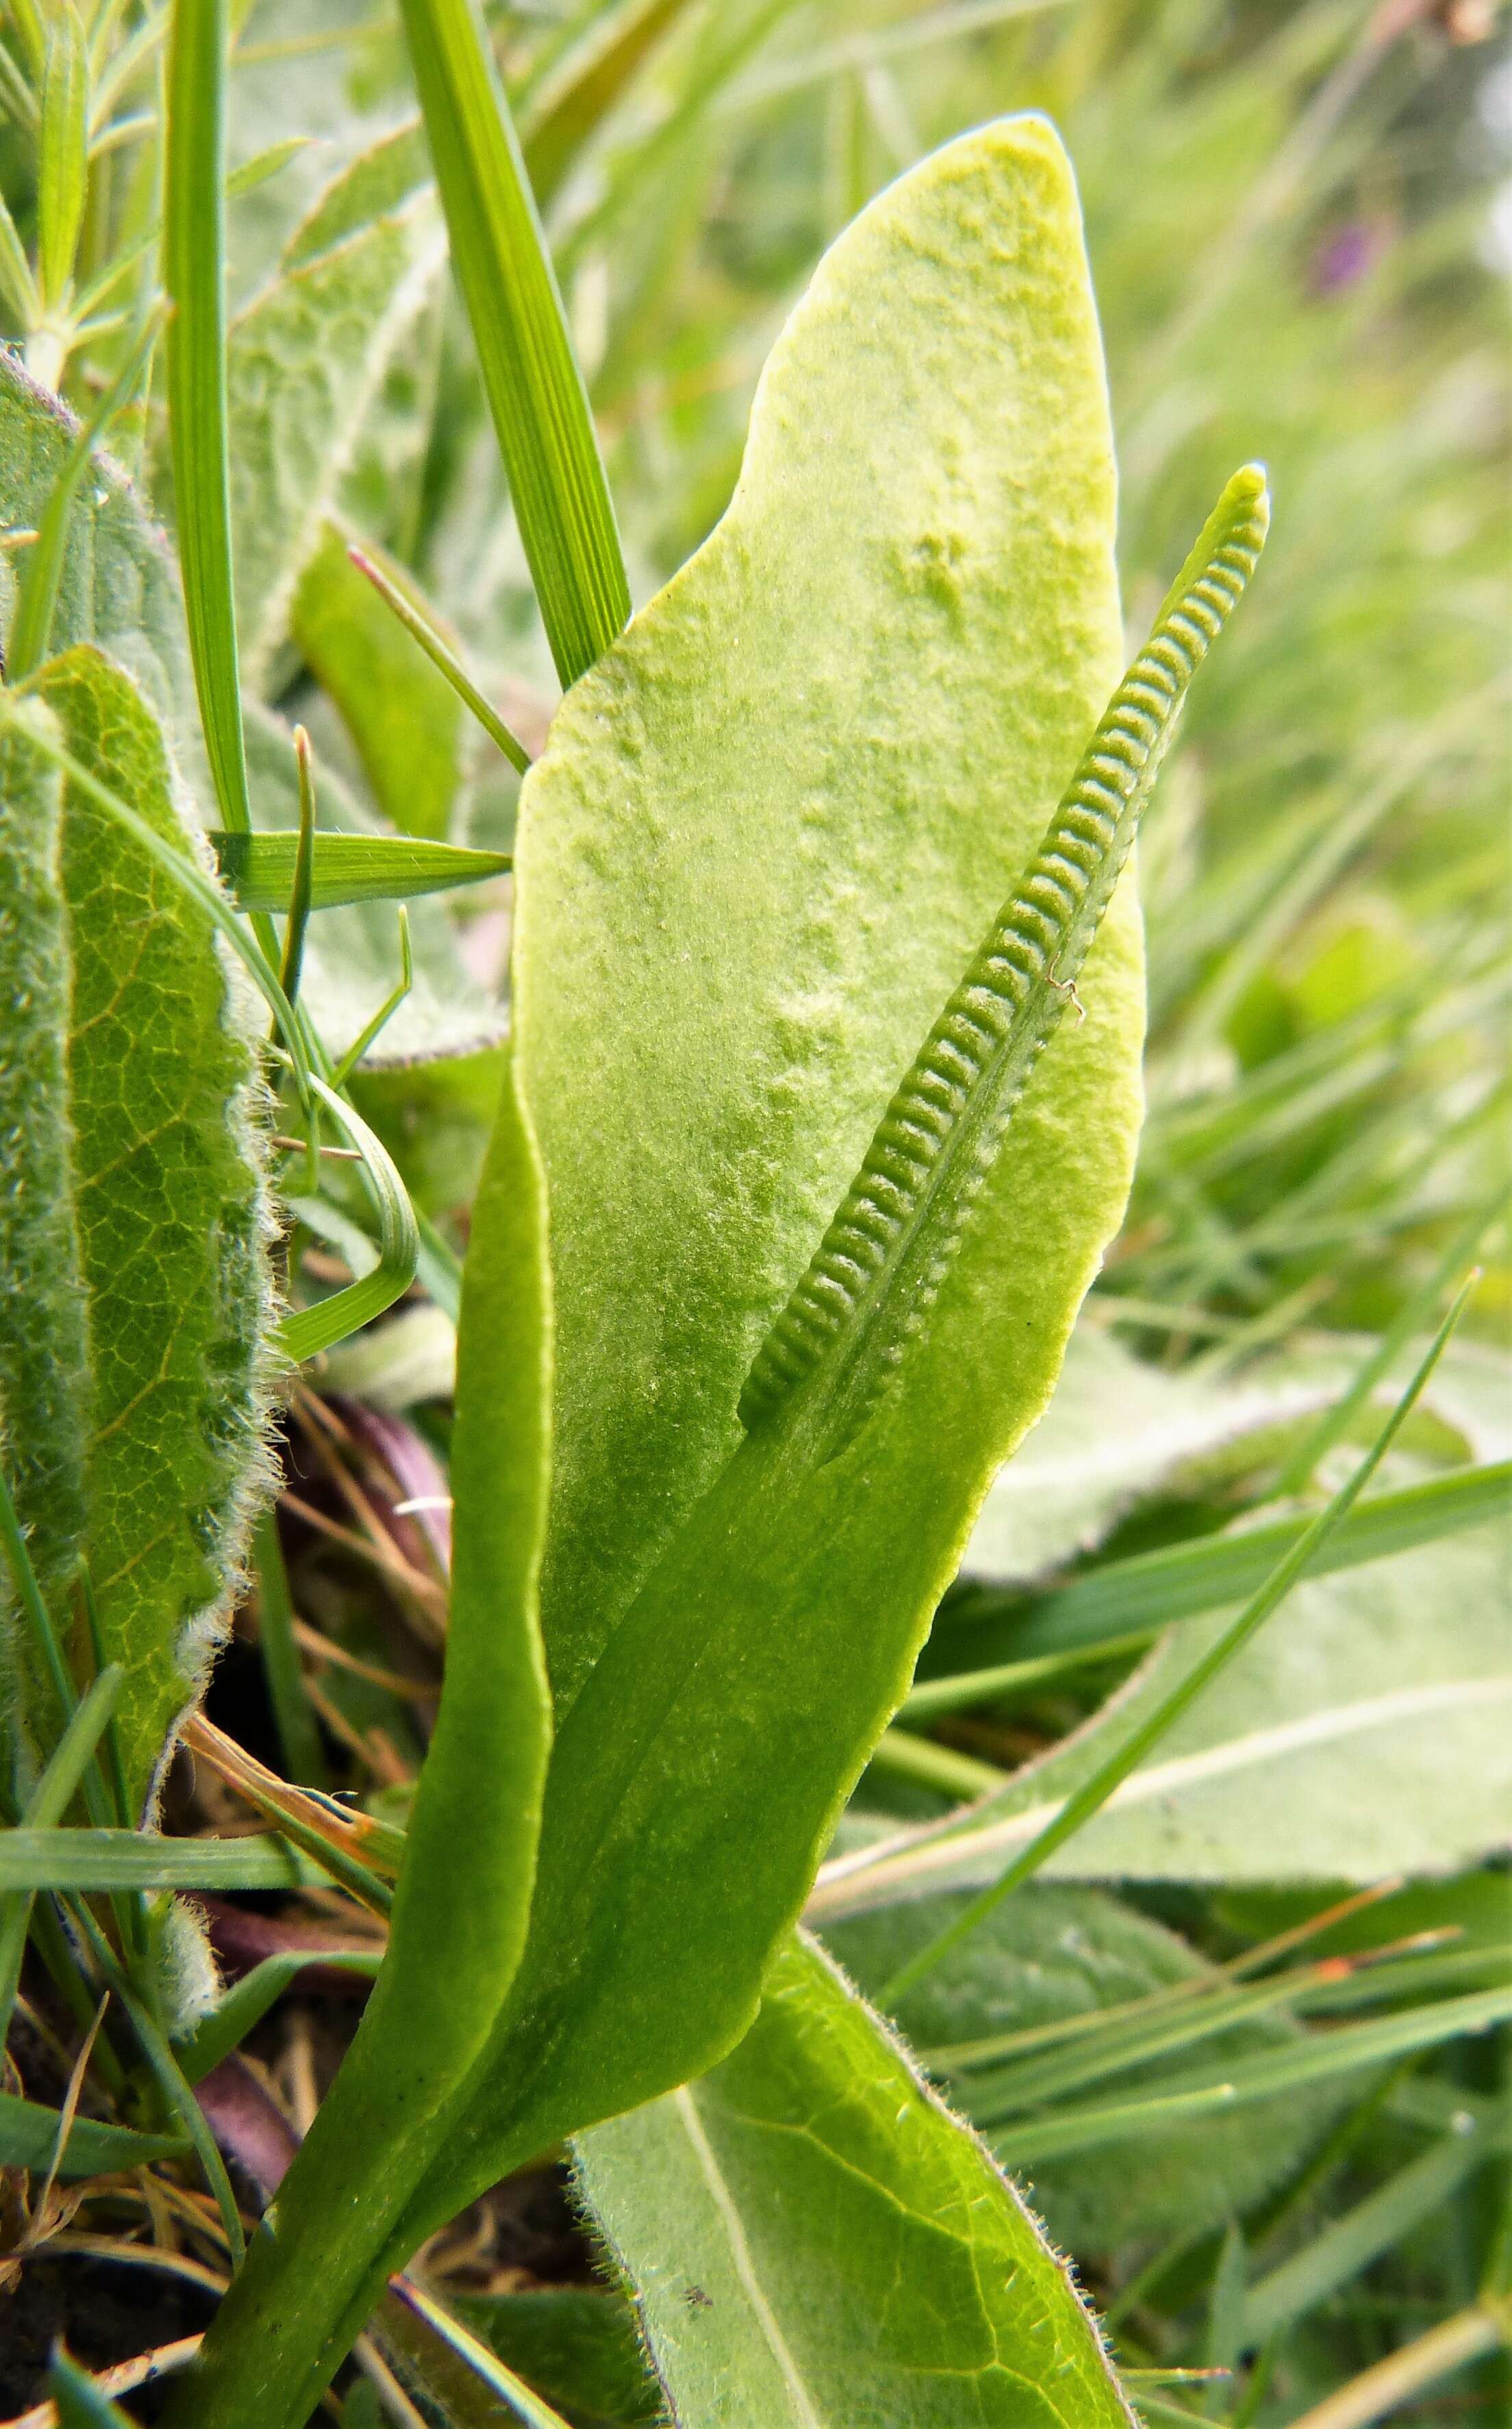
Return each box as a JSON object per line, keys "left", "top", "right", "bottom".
{"left": 251, "top": 1510, "right": 327, "bottom": 1790}
{"left": 985, "top": 1983, "right": 1512, "bottom": 2158}
{"left": 48, "top": 2347, "right": 137, "bottom": 2428}
{"left": 345, "top": 541, "right": 534, "bottom": 773}
{"left": 386, "top": 2277, "right": 575, "bottom": 2428}
{"left": 1243, "top": 2121, "right": 1508, "bottom": 2345}
{"left": 162, "top": 0, "right": 252, "bottom": 834}
{"left": 0, "top": 1664, "right": 121, "bottom": 2042}
{"left": 277, "top": 1077, "right": 419, "bottom": 1364}
{"left": 921, "top": 1456, "right": 1512, "bottom": 1697}
{"left": 177, "top": 1949, "right": 383, "bottom": 2086}
{"left": 0, "top": 2090, "right": 185, "bottom": 2176}
{"left": 0, "top": 1829, "right": 306, "bottom": 1893}
{"left": 398, "top": 0, "right": 630, "bottom": 687}
{"left": 882, "top": 1281, "right": 1476, "bottom": 2003}
{"left": 210, "top": 826, "right": 512, "bottom": 911}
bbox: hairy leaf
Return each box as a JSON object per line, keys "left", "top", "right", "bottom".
{"left": 576, "top": 1930, "right": 1134, "bottom": 2427}
{"left": 0, "top": 353, "right": 195, "bottom": 748}
{"left": 0, "top": 650, "right": 271, "bottom": 1809}
{"left": 825, "top": 1885, "right": 1341, "bottom": 2255}
{"left": 225, "top": 147, "right": 446, "bottom": 687}
{"left": 290, "top": 519, "right": 475, "bottom": 841}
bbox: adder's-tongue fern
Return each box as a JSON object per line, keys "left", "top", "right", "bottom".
{"left": 739, "top": 463, "right": 1270, "bottom": 1457}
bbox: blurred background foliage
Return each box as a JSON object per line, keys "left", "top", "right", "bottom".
{"left": 0, "top": 3, "right": 1507, "bottom": 2419}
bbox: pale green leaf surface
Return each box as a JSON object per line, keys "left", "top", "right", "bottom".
{"left": 0, "top": 650, "right": 271, "bottom": 1808}
{"left": 817, "top": 1514, "right": 1512, "bottom": 1916}
{"left": 371, "top": 115, "right": 1143, "bottom": 2244}
{"left": 824, "top": 1886, "right": 1341, "bottom": 2254}
{"left": 290, "top": 518, "right": 474, "bottom": 841}
{"left": 523, "top": 112, "right": 1139, "bottom": 1725}
{"left": 244, "top": 703, "right": 503, "bottom": 1063}
{"left": 962, "top": 1324, "right": 1330, "bottom": 1588}
{"left": 577, "top": 1929, "right": 1135, "bottom": 2429}
{"left": 0, "top": 354, "right": 195, "bottom": 749}
{"left": 225, "top": 169, "right": 445, "bottom": 685}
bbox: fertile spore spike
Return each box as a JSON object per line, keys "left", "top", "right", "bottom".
{"left": 739, "top": 465, "right": 1269, "bottom": 1455}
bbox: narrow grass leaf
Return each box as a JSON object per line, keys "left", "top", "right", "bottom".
{"left": 398, "top": 0, "right": 630, "bottom": 686}
{"left": 956, "top": 1456, "right": 1512, "bottom": 1680}
{"left": 177, "top": 1949, "right": 383, "bottom": 2086}
{"left": 1243, "top": 2119, "right": 1509, "bottom": 2345}
{"left": 162, "top": 0, "right": 251, "bottom": 832}
{"left": 0, "top": 1829, "right": 305, "bottom": 1893}
{"left": 0, "top": 1666, "right": 121, "bottom": 2040}
{"left": 48, "top": 2348, "right": 137, "bottom": 2428}
{"left": 343, "top": 538, "right": 532, "bottom": 776}
{"left": 211, "top": 828, "right": 511, "bottom": 911}
{"left": 37, "top": 8, "right": 89, "bottom": 309}
{"left": 986, "top": 1983, "right": 1512, "bottom": 2160}
{"left": 385, "top": 2278, "right": 575, "bottom": 2429}
{"left": 880, "top": 1285, "right": 1474, "bottom": 2004}
{"left": 0, "top": 2092, "right": 184, "bottom": 2178}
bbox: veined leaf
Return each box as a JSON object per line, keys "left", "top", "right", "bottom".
{"left": 0, "top": 352, "right": 195, "bottom": 749}
{"left": 398, "top": 0, "right": 631, "bottom": 687}
{"left": 816, "top": 1510, "right": 1512, "bottom": 1919}
{"left": 172, "top": 1044, "right": 553, "bottom": 2429}
{"left": 0, "top": 649, "right": 272, "bottom": 1810}
{"left": 290, "top": 520, "right": 477, "bottom": 841}
{"left": 575, "top": 1930, "right": 1135, "bottom": 2428}
{"left": 387, "top": 111, "right": 1152, "bottom": 2244}
{"left": 433, "top": 2289, "right": 662, "bottom": 2427}
{"left": 36, "top": 6, "right": 89, "bottom": 312}
{"left": 225, "top": 156, "right": 445, "bottom": 687}
{"left": 825, "top": 1884, "right": 1345, "bottom": 2255}
{"left": 210, "top": 824, "right": 509, "bottom": 909}
{"left": 242, "top": 703, "right": 504, "bottom": 1065}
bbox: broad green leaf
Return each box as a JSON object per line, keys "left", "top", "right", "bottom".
{"left": 816, "top": 1511, "right": 1512, "bottom": 1917}
{"left": 172, "top": 1044, "right": 554, "bottom": 2429}
{"left": 384, "top": 110, "right": 1145, "bottom": 2240}
{"left": 0, "top": 352, "right": 195, "bottom": 747}
{"left": 0, "top": 649, "right": 271, "bottom": 1809}
{"left": 398, "top": 0, "right": 631, "bottom": 687}
{"left": 825, "top": 1885, "right": 1344, "bottom": 2256}
{"left": 243, "top": 702, "right": 504, "bottom": 1065}
{"left": 210, "top": 824, "right": 508, "bottom": 909}
{"left": 290, "top": 519, "right": 476, "bottom": 841}
{"left": 576, "top": 1929, "right": 1135, "bottom": 2428}
{"left": 225, "top": 158, "right": 445, "bottom": 687}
